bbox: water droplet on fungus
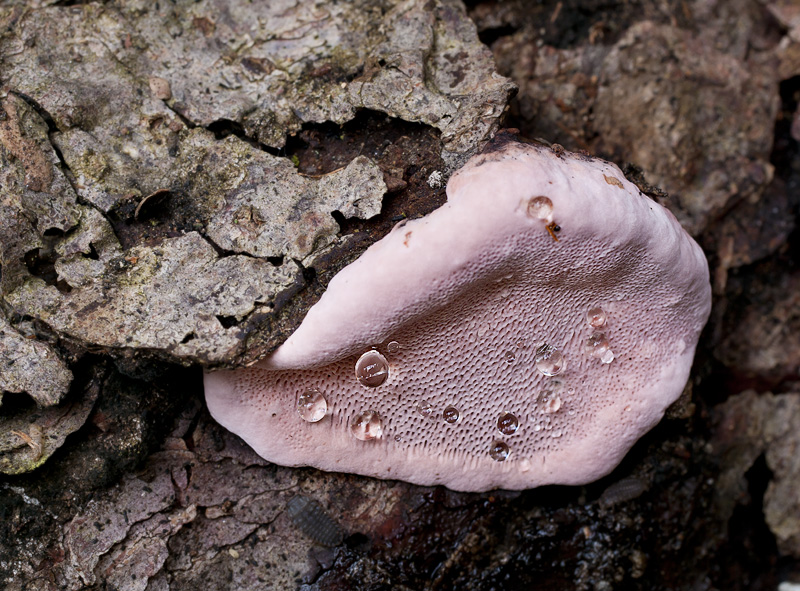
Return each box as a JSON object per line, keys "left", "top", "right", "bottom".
{"left": 489, "top": 440, "right": 510, "bottom": 461}
{"left": 526, "top": 196, "right": 553, "bottom": 220}
{"left": 355, "top": 350, "right": 389, "bottom": 387}
{"left": 350, "top": 410, "right": 383, "bottom": 440}
{"left": 585, "top": 332, "right": 611, "bottom": 358}
{"left": 297, "top": 389, "right": 327, "bottom": 422}
{"left": 587, "top": 306, "right": 607, "bottom": 328}
{"left": 497, "top": 411, "right": 519, "bottom": 435}
{"left": 542, "top": 394, "right": 562, "bottom": 414}
{"left": 416, "top": 400, "right": 434, "bottom": 418}
{"left": 443, "top": 405, "right": 460, "bottom": 424}
{"left": 534, "top": 344, "right": 565, "bottom": 376}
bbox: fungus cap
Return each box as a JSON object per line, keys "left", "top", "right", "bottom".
{"left": 204, "top": 140, "right": 712, "bottom": 492}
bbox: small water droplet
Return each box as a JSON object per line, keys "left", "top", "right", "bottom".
{"left": 542, "top": 394, "right": 562, "bottom": 414}
{"left": 534, "top": 344, "right": 565, "bottom": 376}
{"left": 416, "top": 400, "right": 434, "bottom": 418}
{"left": 624, "top": 405, "right": 631, "bottom": 412}
{"left": 443, "top": 405, "right": 460, "bottom": 424}
{"left": 297, "top": 389, "right": 327, "bottom": 422}
{"left": 394, "top": 434, "right": 403, "bottom": 443}
{"left": 526, "top": 196, "right": 553, "bottom": 221}
{"left": 585, "top": 332, "right": 614, "bottom": 364}
{"left": 386, "top": 341, "right": 400, "bottom": 354}
{"left": 551, "top": 429, "right": 563, "bottom": 438}
{"left": 587, "top": 306, "right": 607, "bottom": 328}
{"left": 503, "top": 350, "right": 516, "bottom": 364}
{"left": 489, "top": 440, "right": 510, "bottom": 461}
{"left": 520, "top": 458, "right": 532, "bottom": 472}
{"left": 350, "top": 410, "right": 383, "bottom": 441}
{"left": 534, "top": 424, "right": 542, "bottom": 432}
{"left": 497, "top": 411, "right": 519, "bottom": 435}
{"left": 355, "top": 350, "right": 389, "bottom": 387}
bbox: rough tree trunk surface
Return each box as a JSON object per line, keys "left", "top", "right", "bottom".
{"left": 0, "top": 0, "right": 798, "bottom": 590}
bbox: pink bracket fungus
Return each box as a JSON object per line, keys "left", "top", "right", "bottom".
{"left": 204, "top": 139, "right": 712, "bottom": 492}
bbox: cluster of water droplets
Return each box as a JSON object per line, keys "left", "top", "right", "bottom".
{"left": 490, "top": 324, "right": 570, "bottom": 462}
{"left": 584, "top": 306, "right": 615, "bottom": 364}
{"left": 413, "top": 400, "right": 462, "bottom": 426}
{"left": 295, "top": 342, "right": 402, "bottom": 442}
{"left": 348, "top": 345, "right": 396, "bottom": 440}
{"left": 293, "top": 303, "right": 618, "bottom": 465}
{"left": 489, "top": 411, "right": 520, "bottom": 462}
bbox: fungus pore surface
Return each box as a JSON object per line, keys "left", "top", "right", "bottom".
{"left": 205, "top": 140, "right": 712, "bottom": 492}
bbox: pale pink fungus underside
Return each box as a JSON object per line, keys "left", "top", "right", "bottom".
{"left": 204, "top": 140, "right": 712, "bottom": 492}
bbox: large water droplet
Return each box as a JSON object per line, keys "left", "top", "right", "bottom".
{"left": 443, "top": 405, "right": 460, "bottom": 424}
{"left": 497, "top": 411, "right": 519, "bottom": 435}
{"left": 585, "top": 332, "right": 610, "bottom": 357}
{"left": 350, "top": 410, "right": 383, "bottom": 441}
{"left": 585, "top": 332, "right": 615, "bottom": 364}
{"left": 534, "top": 344, "right": 565, "bottom": 376}
{"left": 526, "top": 196, "right": 553, "bottom": 220}
{"left": 355, "top": 350, "right": 389, "bottom": 387}
{"left": 416, "top": 400, "right": 434, "bottom": 418}
{"left": 489, "top": 440, "right": 510, "bottom": 461}
{"left": 542, "top": 393, "right": 562, "bottom": 414}
{"left": 587, "top": 306, "right": 607, "bottom": 328}
{"left": 386, "top": 341, "right": 400, "bottom": 354}
{"left": 297, "top": 389, "right": 327, "bottom": 422}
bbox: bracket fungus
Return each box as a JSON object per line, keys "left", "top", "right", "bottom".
{"left": 205, "top": 139, "right": 711, "bottom": 492}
